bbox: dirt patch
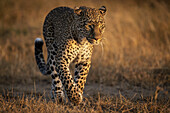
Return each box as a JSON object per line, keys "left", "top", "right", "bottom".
{"left": 1, "top": 80, "right": 169, "bottom": 103}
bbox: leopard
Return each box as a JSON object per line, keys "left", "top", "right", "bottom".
{"left": 34, "top": 6, "right": 106, "bottom": 105}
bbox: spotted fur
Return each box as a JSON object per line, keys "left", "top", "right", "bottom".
{"left": 34, "top": 6, "right": 106, "bottom": 105}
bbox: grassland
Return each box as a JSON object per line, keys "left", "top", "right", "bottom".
{"left": 0, "top": 0, "right": 170, "bottom": 112}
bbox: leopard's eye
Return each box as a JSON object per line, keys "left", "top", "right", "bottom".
{"left": 85, "top": 24, "right": 94, "bottom": 31}
{"left": 99, "top": 24, "right": 105, "bottom": 33}
{"left": 102, "top": 24, "right": 105, "bottom": 29}
{"left": 89, "top": 24, "right": 94, "bottom": 33}
{"left": 88, "top": 25, "right": 93, "bottom": 29}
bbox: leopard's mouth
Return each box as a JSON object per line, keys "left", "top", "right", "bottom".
{"left": 87, "top": 38, "right": 101, "bottom": 45}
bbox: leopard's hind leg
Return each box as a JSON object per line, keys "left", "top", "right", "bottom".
{"left": 51, "top": 72, "right": 66, "bottom": 103}
{"left": 35, "top": 38, "right": 66, "bottom": 103}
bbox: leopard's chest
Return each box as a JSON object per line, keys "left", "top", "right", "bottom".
{"left": 73, "top": 41, "right": 93, "bottom": 63}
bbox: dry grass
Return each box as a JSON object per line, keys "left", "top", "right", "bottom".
{"left": 0, "top": 0, "right": 170, "bottom": 112}
{"left": 0, "top": 89, "right": 169, "bottom": 113}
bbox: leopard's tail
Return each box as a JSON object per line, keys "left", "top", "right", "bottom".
{"left": 34, "top": 38, "right": 51, "bottom": 75}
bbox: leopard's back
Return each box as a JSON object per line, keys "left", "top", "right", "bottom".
{"left": 43, "top": 7, "right": 74, "bottom": 48}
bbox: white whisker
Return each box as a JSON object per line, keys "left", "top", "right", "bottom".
{"left": 100, "top": 42, "right": 104, "bottom": 58}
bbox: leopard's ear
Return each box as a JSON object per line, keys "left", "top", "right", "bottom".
{"left": 74, "top": 6, "right": 82, "bottom": 15}
{"left": 99, "top": 6, "right": 106, "bottom": 16}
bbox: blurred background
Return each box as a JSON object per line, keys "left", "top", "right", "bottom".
{"left": 0, "top": 0, "right": 169, "bottom": 96}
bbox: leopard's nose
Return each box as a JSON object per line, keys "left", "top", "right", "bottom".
{"left": 94, "top": 33, "right": 101, "bottom": 40}
{"left": 93, "top": 29, "right": 101, "bottom": 40}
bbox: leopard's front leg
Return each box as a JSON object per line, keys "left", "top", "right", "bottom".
{"left": 73, "top": 42, "right": 93, "bottom": 94}
{"left": 56, "top": 60, "right": 82, "bottom": 104}
{"left": 53, "top": 40, "right": 83, "bottom": 105}
{"left": 74, "top": 61, "right": 91, "bottom": 94}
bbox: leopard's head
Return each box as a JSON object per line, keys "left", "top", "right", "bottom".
{"left": 72, "top": 6, "right": 106, "bottom": 45}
